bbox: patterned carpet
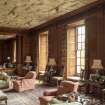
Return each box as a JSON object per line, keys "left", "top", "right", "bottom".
{"left": 1, "top": 81, "right": 55, "bottom": 105}
{"left": 0, "top": 81, "right": 105, "bottom": 105}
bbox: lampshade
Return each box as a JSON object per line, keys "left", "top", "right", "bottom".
{"left": 91, "top": 59, "right": 103, "bottom": 69}
{"left": 7, "top": 56, "right": 10, "bottom": 60}
{"left": 47, "top": 58, "right": 56, "bottom": 66}
{"left": 24, "top": 56, "right": 32, "bottom": 63}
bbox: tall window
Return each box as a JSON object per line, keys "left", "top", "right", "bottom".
{"left": 76, "top": 25, "right": 85, "bottom": 74}
{"left": 38, "top": 31, "right": 48, "bottom": 72}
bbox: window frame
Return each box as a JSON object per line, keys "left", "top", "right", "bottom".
{"left": 75, "top": 25, "right": 85, "bottom": 75}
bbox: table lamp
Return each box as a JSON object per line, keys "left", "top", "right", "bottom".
{"left": 24, "top": 56, "right": 32, "bottom": 70}
{"left": 91, "top": 59, "right": 103, "bottom": 74}
{"left": 47, "top": 58, "right": 56, "bottom": 66}
{"left": 24, "top": 56, "right": 32, "bottom": 63}
{"left": 47, "top": 58, "right": 56, "bottom": 70}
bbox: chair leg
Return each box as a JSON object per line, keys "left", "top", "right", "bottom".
{"left": 5, "top": 99, "right": 7, "bottom": 105}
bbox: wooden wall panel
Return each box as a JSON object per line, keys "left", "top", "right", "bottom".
{"left": 16, "top": 35, "right": 23, "bottom": 75}
{"left": 11, "top": 2, "right": 105, "bottom": 76}
{"left": 48, "top": 24, "right": 67, "bottom": 67}
{"left": 31, "top": 4, "right": 105, "bottom": 78}
{"left": 85, "top": 6, "right": 104, "bottom": 72}
{"left": 0, "top": 39, "right": 15, "bottom": 63}
{"left": 16, "top": 32, "right": 36, "bottom": 75}
{"left": 0, "top": 41, "right": 3, "bottom": 63}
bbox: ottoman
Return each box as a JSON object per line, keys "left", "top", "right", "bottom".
{"left": 0, "top": 90, "right": 7, "bottom": 105}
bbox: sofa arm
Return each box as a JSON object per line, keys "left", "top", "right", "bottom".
{"left": 13, "top": 79, "right": 22, "bottom": 87}
{"left": 44, "top": 88, "right": 58, "bottom": 96}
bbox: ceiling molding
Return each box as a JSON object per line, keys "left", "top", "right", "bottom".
{"left": 0, "top": 34, "right": 16, "bottom": 40}
{"left": 0, "top": 27, "right": 29, "bottom": 33}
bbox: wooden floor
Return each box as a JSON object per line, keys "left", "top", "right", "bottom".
{"left": 2, "top": 81, "right": 55, "bottom": 105}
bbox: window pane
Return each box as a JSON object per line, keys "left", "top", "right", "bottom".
{"left": 77, "top": 66, "right": 81, "bottom": 73}
{"left": 81, "top": 58, "right": 85, "bottom": 65}
{"left": 81, "top": 43, "right": 85, "bottom": 49}
{"left": 78, "top": 35, "right": 82, "bottom": 42}
{"left": 77, "top": 58, "right": 80, "bottom": 65}
{"left": 76, "top": 25, "right": 85, "bottom": 74}
{"left": 81, "top": 36, "right": 85, "bottom": 42}
{"left": 81, "top": 26, "right": 85, "bottom": 34}
{"left": 81, "top": 50, "right": 85, "bottom": 57}
{"left": 78, "top": 27, "right": 82, "bottom": 34}
{"left": 77, "top": 51, "right": 80, "bottom": 57}
{"left": 78, "top": 43, "right": 81, "bottom": 49}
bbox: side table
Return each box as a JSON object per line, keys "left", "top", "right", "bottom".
{"left": 52, "top": 76, "right": 63, "bottom": 87}
{"left": 38, "top": 71, "right": 45, "bottom": 83}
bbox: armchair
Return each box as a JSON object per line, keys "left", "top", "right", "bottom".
{"left": 13, "top": 71, "right": 36, "bottom": 92}
{"left": 39, "top": 80, "right": 79, "bottom": 105}
{"left": 0, "top": 72, "right": 10, "bottom": 89}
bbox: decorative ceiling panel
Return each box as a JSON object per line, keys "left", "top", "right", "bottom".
{"left": 0, "top": 0, "right": 98, "bottom": 29}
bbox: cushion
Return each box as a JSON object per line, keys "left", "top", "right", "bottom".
{"left": 25, "top": 71, "right": 34, "bottom": 79}
{"left": 0, "top": 72, "right": 9, "bottom": 80}
{"left": 0, "top": 80, "right": 9, "bottom": 89}
{"left": 44, "top": 88, "right": 58, "bottom": 96}
{"left": 57, "top": 81, "right": 79, "bottom": 95}
{"left": 49, "top": 98, "right": 63, "bottom": 104}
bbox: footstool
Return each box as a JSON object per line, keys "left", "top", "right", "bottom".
{"left": 0, "top": 90, "right": 7, "bottom": 105}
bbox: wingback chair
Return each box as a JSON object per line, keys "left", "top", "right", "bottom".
{"left": 39, "top": 80, "right": 79, "bottom": 105}
{"left": 13, "top": 71, "right": 36, "bottom": 92}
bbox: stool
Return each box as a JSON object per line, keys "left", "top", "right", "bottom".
{"left": 0, "top": 90, "right": 7, "bottom": 105}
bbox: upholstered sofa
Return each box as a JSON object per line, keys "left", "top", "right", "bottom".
{"left": 39, "top": 80, "right": 79, "bottom": 105}
{"left": 0, "top": 72, "right": 10, "bottom": 89}
{"left": 13, "top": 71, "right": 36, "bottom": 92}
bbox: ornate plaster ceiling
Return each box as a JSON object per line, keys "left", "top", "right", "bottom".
{"left": 0, "top": 0, "right": 97, "bottom": 29}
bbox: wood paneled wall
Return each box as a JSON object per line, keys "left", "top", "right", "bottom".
{"left": 16, "top": 32, "right": 37, "bottom": 75}
{"left": 85, "top": 6, "right": 104, "bottom": 71}
{"left": 48, "top": 24, "right": 67, "bottom": 66}
{"left": 2, "top": 1, "right": 105, "bottom": 76}
{"left": 30, "top": 3, "right": 105, "bottom": 77}
{"left": 48, "top": 24, "right": 67, "bottom": 78}
{"left": 0, "top": 39, "right": 15, "bottom": 63}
